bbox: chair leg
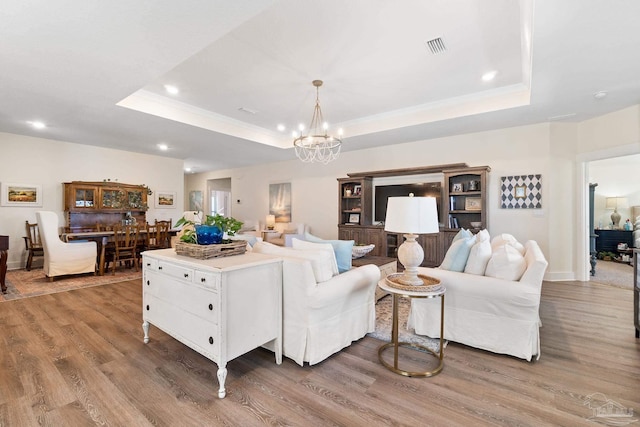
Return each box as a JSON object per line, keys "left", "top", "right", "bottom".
{"left": 26, "top": 252, "right": 33, "bottom": 271}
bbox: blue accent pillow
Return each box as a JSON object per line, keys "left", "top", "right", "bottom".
{"left": 304, "top": 232, "right": 354, "bottom": 273}
{"left": 440, "top": 236, "right": 475, "bottom": 272}
{"left": 452, "top": 228, "right": 473, "bottom": 243}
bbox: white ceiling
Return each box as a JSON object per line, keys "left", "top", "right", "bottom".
{"left": 2, "top": 0, "right": 640, "bottom": 173}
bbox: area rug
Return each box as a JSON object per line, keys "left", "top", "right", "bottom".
{"left": 1, "top": 268, "right": 142, "bottom": 302}
{"left": 368, "top": 295, "right": 446, "bottom": 353}
{"left": 590, "top": 259, "right": 634, "bottom": 290}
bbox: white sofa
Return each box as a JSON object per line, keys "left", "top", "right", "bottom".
{"left": 407, "top": 238, "right": 548, "bottom": 361}
{"left": 252, "top": 241, "right": 380, "bottom": 365}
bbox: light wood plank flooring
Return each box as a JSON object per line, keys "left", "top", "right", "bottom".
{"left": 0, "top": 279, "right": 638, "bottom": 426}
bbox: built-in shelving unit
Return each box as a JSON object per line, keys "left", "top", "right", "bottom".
{"left": 337, "top": 164, "right": 490, "bottom": 266}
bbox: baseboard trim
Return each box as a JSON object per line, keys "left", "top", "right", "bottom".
{"left": 544, "top": 271, "right": 576, "bottom": 282}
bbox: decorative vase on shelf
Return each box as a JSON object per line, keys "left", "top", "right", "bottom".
{"left": 195, "top": 224, "right": 223, "bottom": 245}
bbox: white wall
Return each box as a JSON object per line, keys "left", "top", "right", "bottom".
{"left": 187, "top": 123, "right": 563, "bottom": 275}
{"left": 185, "top": 105, "right": 640, "bottom": 281}
{"left": 0, "top": 132, "right": 185, "bottom": 269}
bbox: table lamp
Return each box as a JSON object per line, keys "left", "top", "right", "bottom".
{"left": 606, "top": 196, "right": 628, "bottom": 229}
{"left": 384, "top": 194, "right": 439, "bottom": 286}
{"left": 266, "top": 214, "right": 276, "bottom": 230}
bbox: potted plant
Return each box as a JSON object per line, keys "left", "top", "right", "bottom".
{"left": 175, "top": 212, "right": 243, "bottom": 245}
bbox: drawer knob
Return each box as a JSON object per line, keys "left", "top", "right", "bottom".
{"left": 146, "top": 305, "right": 149, "bottom": 311}
{"left": 146, "top": 262, "right": 150, "bottom": 266}
{"left": 146, "top": 280, "right": 150, "bottom": 286}
{"left": 158, "top": 266, "right": 163, "bottom": 270}
{"left": 184, "top": 273, "right": 189, "bottom": 278}
{"left": 201, "top": 277, "right": 206, "bottom": 283}
{"left": 209, "top": 337, "right": 214, "bottom": 345}
{"left": 208, "top": 303, "right": 213, "bottom": 310}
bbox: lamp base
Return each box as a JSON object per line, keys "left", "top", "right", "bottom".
{"left": 611, "top": 209, "right": 621, "bottom": 229}
{"left": 396, "top": 234, "right": 424, "bottom": 286}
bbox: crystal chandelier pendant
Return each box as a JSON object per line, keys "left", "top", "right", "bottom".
{"left": 293, "top": 80, "right": 342, "bottom": 164}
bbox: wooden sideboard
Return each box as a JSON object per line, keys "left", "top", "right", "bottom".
{"left": 64, "top": 181, "right": 149, "bottom": 231}
{"left": 142, "top": 249, "right": 283, "bottom": 398}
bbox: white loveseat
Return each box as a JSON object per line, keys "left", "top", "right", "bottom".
{"left": 407, "top": 236, "right": 548, "bottom": 361}
{"left": 252, "top": 241, "right": 380, "bottom": 365}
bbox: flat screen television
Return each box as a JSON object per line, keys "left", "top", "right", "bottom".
{"left": 374, "top": 182, "right": 442, "bottom": 224}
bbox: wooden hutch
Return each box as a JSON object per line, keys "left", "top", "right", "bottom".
{"left": 338, "top": 164, "right": 490, "bottom": 267}
{"left": 63, "top": 181, "right": 149, "bottom": 231}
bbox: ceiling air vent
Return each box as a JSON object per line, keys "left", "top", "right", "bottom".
{"left": 425, "top": 37, "right": 446, "bottom": 55}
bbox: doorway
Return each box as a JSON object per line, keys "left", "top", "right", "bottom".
{"left": 207, "top": 178, "right": 232, "bottom": 218}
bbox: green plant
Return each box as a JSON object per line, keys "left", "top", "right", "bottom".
{"left": 174, "top": 212, "right": 243, "bottom": 244}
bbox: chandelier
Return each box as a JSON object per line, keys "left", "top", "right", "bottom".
{"left": 293, "top": 80, "right": 342, "bottom": 164}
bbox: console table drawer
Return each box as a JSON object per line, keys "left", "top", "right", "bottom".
{"left": 145, "top": 293, "right": 220, "bottom": 360}
{"left": 194, "top": 270, "right": 219, "bottom": 290}
{"left": 145, "top": 271, "right": 219, "bottom": 324}
{"left": 157, "top": 261, "right": 193, "bottom": 282}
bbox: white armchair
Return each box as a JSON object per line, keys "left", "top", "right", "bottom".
{"left": 252, "top": 241, "right": 380, "bottom": 365}
{"left": 36, "top": 211, "right": 97, "bottom": 281}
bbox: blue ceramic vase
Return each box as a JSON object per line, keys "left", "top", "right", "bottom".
{"left": 195, "top": 224, "right": 223, "bottom": 245}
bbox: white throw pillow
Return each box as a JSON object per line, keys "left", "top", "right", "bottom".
{"left": 485, "top": 244, "right": 527, "bottom": 281}
{"left": 291, "top": 238, "right": 339, "bottom": 276}
{"left": 464, "top": 239, "right": 492, "bottom": 275}
{"left": 490, "top": 233, "right": 525, "bottom": 255}
{"left": 476, "top": 229, "right": 490, "bottom": 242}
{"left": 252, "top": 241, "right": 335, "bottom": 283}
{"left": 440, "top": 235, "right": 476, "bottom": 272}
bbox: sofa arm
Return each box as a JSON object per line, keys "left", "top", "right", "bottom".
{"left": 310, "top": 264, "right": 380, "bottom": 306}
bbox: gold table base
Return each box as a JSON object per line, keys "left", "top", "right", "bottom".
{"left": 378, "top": 292, "right": 444, "bottom": 377}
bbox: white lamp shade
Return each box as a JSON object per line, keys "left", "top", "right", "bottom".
{"left": 266, "top": 214, "right": 276, "bottom": 227}
{"left": 606, "top": 197, "right": 628, "bottom": 209}
{"left": 384, "top": 196, "right": 439, "bottom": 234}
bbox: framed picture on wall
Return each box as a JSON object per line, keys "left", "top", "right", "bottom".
{"left": 348, "top": 213, "right": 360, "bottom": 224}
{"left": 189, "top": 190, "right": 203, "bottom": 211}
{"left": 155, "top": 191, "right": 176, "bottom": 208}
{"left": 269, "top": 182, "right": 292, "bottom": 223}
{"left": 1, "top": 182, "right": 42, "bottom": 207}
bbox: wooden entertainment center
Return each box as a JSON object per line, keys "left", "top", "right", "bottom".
{"left": 338, "top": 163, "right": 490, "bottom": 267}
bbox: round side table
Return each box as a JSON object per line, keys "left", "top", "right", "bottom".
{"left": 377, "top": 278, "right": 445, "bottom": 377}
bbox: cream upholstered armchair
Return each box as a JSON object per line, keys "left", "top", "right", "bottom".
{"left": 36, "top": 211, "right": 97, "bottom": 281}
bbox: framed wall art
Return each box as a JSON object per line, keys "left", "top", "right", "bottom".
{"left": 189, "top": 190, "right": 203, "bottom": 211}
{"left": 1, "top": 183, "right": 42, "bottom": 207}
{"left": 155, "top": 191, "right": 176, "bottom": 208}
{"left": 500, "top": 175, "right": 542, "bottom": 209}
{"left": 269, "top": 182, "right": 292, "bottom": 223}
{"left": 348, "top": 213, "right": 360, "bottom": 224}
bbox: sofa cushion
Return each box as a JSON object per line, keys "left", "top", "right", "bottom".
{"left": 491, "top": 233, "right": 525, "bottom": 254}
{"left": 304, "top": 232, "right": 354, "bottom": 273}
{"left": 464, "top": 238, "right": 492, "bottom": 275}
{"left": 485, "top": 244, "right": 527, "bottom": 281}
{"left": 252, "top": 241, "right": 335, "bottom": 282}
{"left": 291, "top": 238, "right": 339, "bottom": 276}
{"left": 452, "top": 228, "right": 473, "bottom": 243}
{"left": 440, "top": 235, "right": 476, "bottom": 272}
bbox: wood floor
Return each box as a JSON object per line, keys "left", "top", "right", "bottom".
{"left": 0, "top": 279, "right": 638, "bottom": 426}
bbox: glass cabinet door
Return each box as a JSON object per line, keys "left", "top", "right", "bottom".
{"left": 74, "top": 187, "right": 95, "bottom": 208}
{"left": 101, "top": 188, "right": 126, "bottom": 209}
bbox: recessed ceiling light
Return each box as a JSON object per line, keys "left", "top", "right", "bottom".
{"left": 27, "top": 120, "right": 46, "bottom": 129}
{"left": 593, "top": 91, "right": 607, "bottom": 99}
{"left": 277, "top": 124, "right": 286, "bottom": 132}
{"left": 481, "top": 71, "right": 498, "bottom": 82}
{"left": 184, "top": 167, "right": 192, "bottom": 172}
{"left": 157, "top": 143, "right": 168, "bottom": 151}
{"left": 164, "top": 85, "right": 179, "bottom": 95}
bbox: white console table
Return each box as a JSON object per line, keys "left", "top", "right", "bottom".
{"left": 142, "top": 249, "right": 283, "bottom": 398}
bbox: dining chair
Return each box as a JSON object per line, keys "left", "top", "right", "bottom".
{"left": 23, "top": 220, "right": 44, "bottom": 271}
{"left": 35, "top": 211, "right": 97, "bottom": 281}
{"left": 149, "top": 220, "right": 171, "bottom": 249}
{"left": 107, "top": 223, "right": 140, "bottom": 275}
